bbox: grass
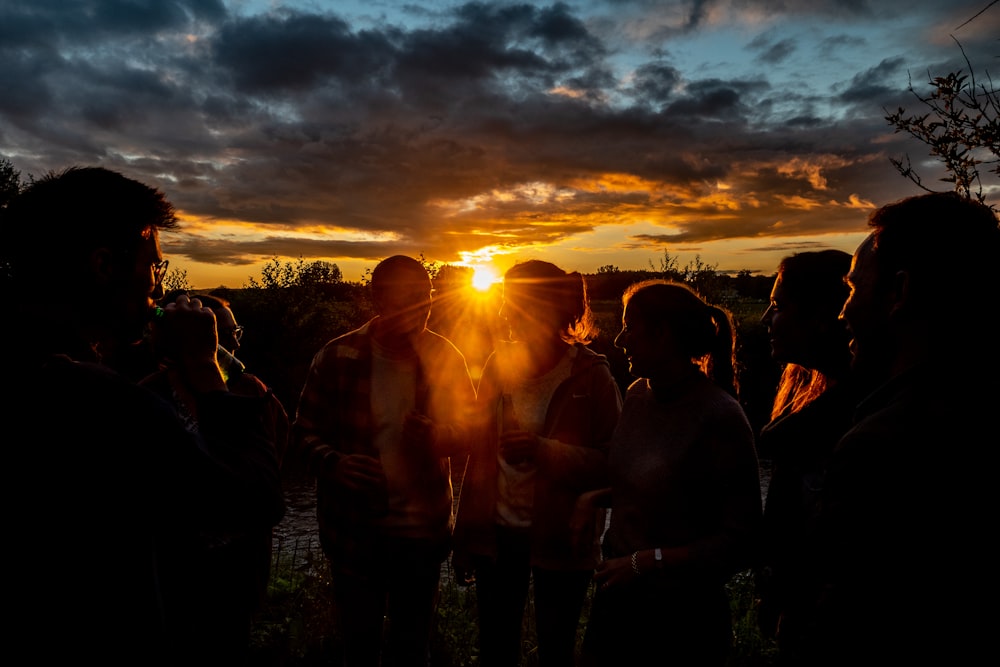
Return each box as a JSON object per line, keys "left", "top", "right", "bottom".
{"left": 726, "top": 570, "right": 779, "bottom": 667}
{"left": 248, "top": 547, "right": 337, "bottom": 665}
{"left": 248, "top": 546, "right": 778, "bottom": 666}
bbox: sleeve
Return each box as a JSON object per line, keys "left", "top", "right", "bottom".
{"left": 536, "top": 361, "right": 623, "bottom": 492}
{"left": 291, "top": 344, "right": 342, "bottom": 477}
{"left": 160, "top": 388, "right": 286, "bottom": 532}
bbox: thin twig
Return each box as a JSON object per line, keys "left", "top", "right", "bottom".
{"left": 954, "top": 0, "right": 998, "bottom": 31}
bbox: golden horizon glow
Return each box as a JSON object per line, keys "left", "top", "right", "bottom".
{"left": 471, "top": 265, "right": 501, "bottom": 291}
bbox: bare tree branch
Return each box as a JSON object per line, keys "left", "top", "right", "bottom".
{"left": 954, "top": 0, "right": 997, "bottom": 31}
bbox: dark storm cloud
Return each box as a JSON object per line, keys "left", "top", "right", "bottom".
{"left": 600, "top": 0, "right": 904, "bottom": 34}
{"left": 0, "top": 0, "right": 226, "bottom": 48}
{"left": 835, "top": 56, "right": 907, "bottom": 104}
{"left": 599, "top": 0, "right": 873, "bottom": 34}
{"left": 1, "top": 0, "right": 991, "bottom": 272}
{"left": 630, "top": 63, "right": 684, "bottom": 104}
{"left": 211, "top": 12, "right": 399, "bottom": 93}
{"left": 164, "top": 233, "right": 411, "bottom": 266}
{"left": 662, "top": 78, "right": 766, "bottom": 119}
{"left": 818, "top": 33, "right": 868, "bottom": 56}
{"left": 752, "top": 37, "right": 798, "bottom": 65}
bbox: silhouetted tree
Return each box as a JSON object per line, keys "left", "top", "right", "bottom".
{"left": 885, "top": 37, "right": 998, "bottom": 205}
{"left": 215, "top": 259, "right": 365, "bottom": 439}
{"left": 1, "top": 156, "right": 24, "bottom": 209}
{"left": 162, "top": 267, "right": 192, "bottom": 292}
{"left": 649, "top": 249, "right": 683, "bottom": 281}
{"left": 682, "top": 254, "right": 724, "bottom": 300}
{"left": 245, "top": 257, "right": 342, "bottom": 289}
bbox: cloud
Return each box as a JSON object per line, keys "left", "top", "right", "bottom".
{"left": 211, "top": 11, "right": 397, "bottom": 93}
{"left": 835, "top": 56, "right": 907, "bottom": 104}
{"left": 748, "top": 35, "right": 798, "bottom": 65}
{"left": 1, "top": 0, "right": 994, "bottom": 275}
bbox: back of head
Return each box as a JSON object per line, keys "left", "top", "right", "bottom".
{"left": 623, "top": 279, "right": 738, "bottom": 396}
{"left": 1, "top": 166, "right": 177, "bottom": 299}
{"left": 503, "top": 259, "right": 595, "bottom": 344}
{"left": 370, "top": 255, "right": 430, "bottom": 305}
{"left": 869, "top": 193, "right": 999, "bottom": 312}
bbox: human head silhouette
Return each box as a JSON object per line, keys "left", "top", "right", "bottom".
{"left": 500, "top": 259, "right": 595, "bottom": 345}
{"left": 370, "top": 255, "right": 433, "bottom": 345}
{"left": 762, "top": 249, "right": 852, "bottom": 371}
{"left": 841, "top": 192, "right": 999, "bottom": 381}
{"left": 1, "top": 166, "right": 177, "bottom": 348}
{"left": 617, "top": 280, "right": 738, "bottom": 397}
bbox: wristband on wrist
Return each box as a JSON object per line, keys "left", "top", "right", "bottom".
{"left": 631, "top": 551, "right": 640, "bottom": 576}
{"left": 654, "top": 547, "right": 663, "bottom": 568}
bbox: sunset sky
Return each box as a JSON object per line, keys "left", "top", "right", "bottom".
{"left": 2, "top": 1, "right": 997, "bottom": 288}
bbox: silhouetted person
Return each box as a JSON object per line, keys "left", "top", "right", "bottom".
{"left": 452, "top": 260, "right": 622, "bottom": 667}
{"left": 754, "top": 250, "right": 860, "bottom": 664}
{"left": 576, "top": 280, "right": 762, "bottom": 667}
{"left": 140, "top": 290, "right": 290, "bottom": 664}
{"left": 0, "top": 166, "right": 285, "bottom": 665}
{"left": 293, "top": 255, "right": 476, "bottom": 667}
{"left": 799, "top": 192, "right": 1000, "bottom": 665}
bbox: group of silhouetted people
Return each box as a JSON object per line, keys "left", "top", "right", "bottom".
{"left": 2, "top": 165, "right": 997, "bottom": 667}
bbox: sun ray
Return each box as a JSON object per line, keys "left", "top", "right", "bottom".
{"left": 471, "top": 265, "right": 501, "bottom": 291}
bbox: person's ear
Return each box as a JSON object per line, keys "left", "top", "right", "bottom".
{"left": 89, "top": 247, "right": 116, "bottom": 286}
{"left": 888, "top": 270, "right": 911, "bottom": 319}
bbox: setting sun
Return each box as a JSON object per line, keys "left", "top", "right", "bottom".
{"left": 471, "top": 265, "right": 501, "bottom": 291}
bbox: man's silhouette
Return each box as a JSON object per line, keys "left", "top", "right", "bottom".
{"left": 801, "top": 192, "right": 999, "bottom": 665}
{"left": 0, "top": 166, "right": 284, "bottom": 664}
{"left": 294, "top": 255, "right": 475, "bottom": 667}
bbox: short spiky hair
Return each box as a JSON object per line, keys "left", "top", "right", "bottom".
{"left": 1, "top": 166, "right": 177, "bottom": 292}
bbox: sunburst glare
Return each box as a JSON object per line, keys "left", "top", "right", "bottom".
{"left": 471, "top": 265, "right": 501, "bottom": 291}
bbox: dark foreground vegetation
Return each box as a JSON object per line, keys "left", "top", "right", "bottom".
{"left": 247, "top": 524, "right": 778, "bottom": 666}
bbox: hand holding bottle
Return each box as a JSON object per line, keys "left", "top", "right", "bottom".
{"left": 151, "top": 295, "right": 226, "bottom": 392}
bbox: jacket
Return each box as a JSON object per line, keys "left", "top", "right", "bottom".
{"left": 293, "top": 317, "right": 476, "bottom": 568}
{"left": 453, "top": 342, "right": 622, "bottom": 571}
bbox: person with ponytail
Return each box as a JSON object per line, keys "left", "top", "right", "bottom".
{"left": 576, "top": 280, "right": 762, "bottom": 666}
{"left": 452, "top": 260, "right": 623, "bottom": 667}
